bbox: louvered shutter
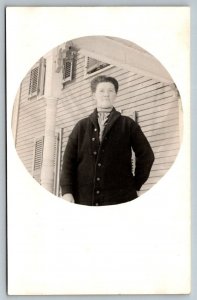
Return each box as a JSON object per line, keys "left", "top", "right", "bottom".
{"left": 62, "top": 58, "right": 73, "bottom": 83}
{"left": 32, "top": 136, "right": 44, "bottom": 183}
{"left": 86, "top": 57, "right": 109, "bottom": 74}
{"left": 29, "top": 63, "right": 39, "bottom": 97}
{"left": 32, "top": 130, "right": 63, "bottom": 192}
{"left": 28, "top": 58, "right": 46, "bottom": 98}
{"left": 38, "top": 57, "right": 46, "bottom": 96}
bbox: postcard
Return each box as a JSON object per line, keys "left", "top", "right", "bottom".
{"left": 6, "top": 7, "right": 190, "bottom": 295}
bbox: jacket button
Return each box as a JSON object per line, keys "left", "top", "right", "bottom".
{"left": 94, "top": 128, "right": 97, "bottom": 132}
{"left": 98, "top": 163, "right": 102, "bottom": 167}
{"left": 92, "top": 137, "right": 95, "bottom": 141}
{"left": 96, "top": 177, "right": 100, "bottom": 181}
{"left": 96, "top": 190, "right": 100, "bottom": 194}
{"left": 95, "top": 202, "right": 99, "bottom": 206}
{"left": 93, "top": 151, "right": 97, "bottom": 155}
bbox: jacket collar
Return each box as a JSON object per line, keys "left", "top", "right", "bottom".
{"left": 89, "top": 107, "right": 121, "bottom": 137}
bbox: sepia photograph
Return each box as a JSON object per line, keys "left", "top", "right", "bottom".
{"left": 7, "top": 7, "right": 190, "bottom": 295}
{"left": 12, "top": 35, "right": 181, "bottom": 205}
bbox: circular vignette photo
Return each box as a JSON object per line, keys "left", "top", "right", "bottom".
{"left": 11, "top": 35, "right": 182, "bottom": 207}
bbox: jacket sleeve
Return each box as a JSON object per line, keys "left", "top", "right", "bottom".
{"left": 60, "top": 124, "right": 78, "bottom": 196}
{"left": 131, "top": 122, "right": 155, "bottom": 191}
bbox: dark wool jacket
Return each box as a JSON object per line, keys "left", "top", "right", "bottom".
{"left": 60, "top": 108, "right": 154, "bottom": 206}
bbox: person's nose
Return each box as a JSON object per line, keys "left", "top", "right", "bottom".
{"left": 104, "top": 90, "right": 109, "bottom": 97}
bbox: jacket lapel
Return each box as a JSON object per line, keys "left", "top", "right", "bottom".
{"left": 102, "top": 107, "right": 121, "bottom": 139}
{"left": 89, "top": 108, "right": 99, "bottom": 130}
{"left": 89, "top": 107, "right": 121, "bottom": 140}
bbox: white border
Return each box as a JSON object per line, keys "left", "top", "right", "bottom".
{"left": 6, "top": 7, "right": 190, "bottom": 295}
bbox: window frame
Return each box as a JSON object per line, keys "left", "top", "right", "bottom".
{"left": 84, "top": 56, "right": 113, "bottom": 79}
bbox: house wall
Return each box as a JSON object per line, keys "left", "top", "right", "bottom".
{"left": 14, "top": 71, "right": 46, "bottom": 175}
{"left": 13, "top": 41, "right": 181, "bottom": 197}
{"left": 55, "top": 50, "right": 181, "bottom": 196}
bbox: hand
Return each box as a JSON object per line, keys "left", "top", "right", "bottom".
{"left": 62, "top": 193, "right": 75, "bottom": 203}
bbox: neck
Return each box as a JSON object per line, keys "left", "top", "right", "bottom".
{"left": 97, "top": 107, "right": 113, "bottom": 113}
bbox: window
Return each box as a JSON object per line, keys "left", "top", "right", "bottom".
{"left": 85, "top": 56, "right": 111, "bottom": 77}
{"left": 32, "top": 136, "right": 44, "bottom": 183}
{"left": 28, "top": 57, "right": 46, "bottom": 98}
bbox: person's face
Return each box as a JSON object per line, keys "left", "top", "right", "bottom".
{"left": 93, "top": 82, "right": 117, "bottom": 109}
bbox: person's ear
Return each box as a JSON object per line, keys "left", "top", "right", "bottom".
{"left": 92, "top": 93, "right": 96, "bottom": 101}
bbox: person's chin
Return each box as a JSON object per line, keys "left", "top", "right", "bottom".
{"left": 102, "top": 103, "right": 112, "bottom": 108}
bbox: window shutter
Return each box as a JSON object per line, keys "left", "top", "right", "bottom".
{"left": 29, "top": 64, "right": 39, "bottom": 97}
{"left": 62, "top": 58, "right": 73, "bottom": 83}
{"left": 28, "top": 58, "right": 46, "bottom": 98}
{"left": 32, "top": 131, "right": 62, "bottom": 193}
{"left": 38, "top": 57, "right": 46, "bottom": 96}
{"left": 32, "top": 136, "right": 44, "bottom": 183}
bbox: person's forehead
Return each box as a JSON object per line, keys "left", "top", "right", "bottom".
{"left": 96, "top": 82, "right": 115, "bottom": 89}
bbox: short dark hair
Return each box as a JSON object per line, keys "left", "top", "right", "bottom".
{"left": 90, "top": 75, "right": 119, "bottom": 93}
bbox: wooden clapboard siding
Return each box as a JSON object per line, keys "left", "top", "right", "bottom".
{"left": 141, "top": 114, "right": 179, "bottom": 132}
{"left": 13, "top": 47, "right": 181, "bottom": 199}
{"left": 15, "top": 68, "right": 46, "bottom": 174}
{"left": 150, "top": 138, "right": 179, "bottom": 149}
{"left": 115, "top": 71, "right": 180, "bottom": 195}
{"left": 15, "top": 121, "right": 46, "bottom": 138}
{"left": 137, "top": 99, "right": 179, "bottom": 193}
{"left": 57, "top": 50, "right": 181, "bottom": 197}
{"left": 138, "top": 106, "right": 179, "bottom": 123}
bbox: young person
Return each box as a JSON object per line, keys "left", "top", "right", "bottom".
{"left": 60, "top": 75, "right": 154, "bottom": 206}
